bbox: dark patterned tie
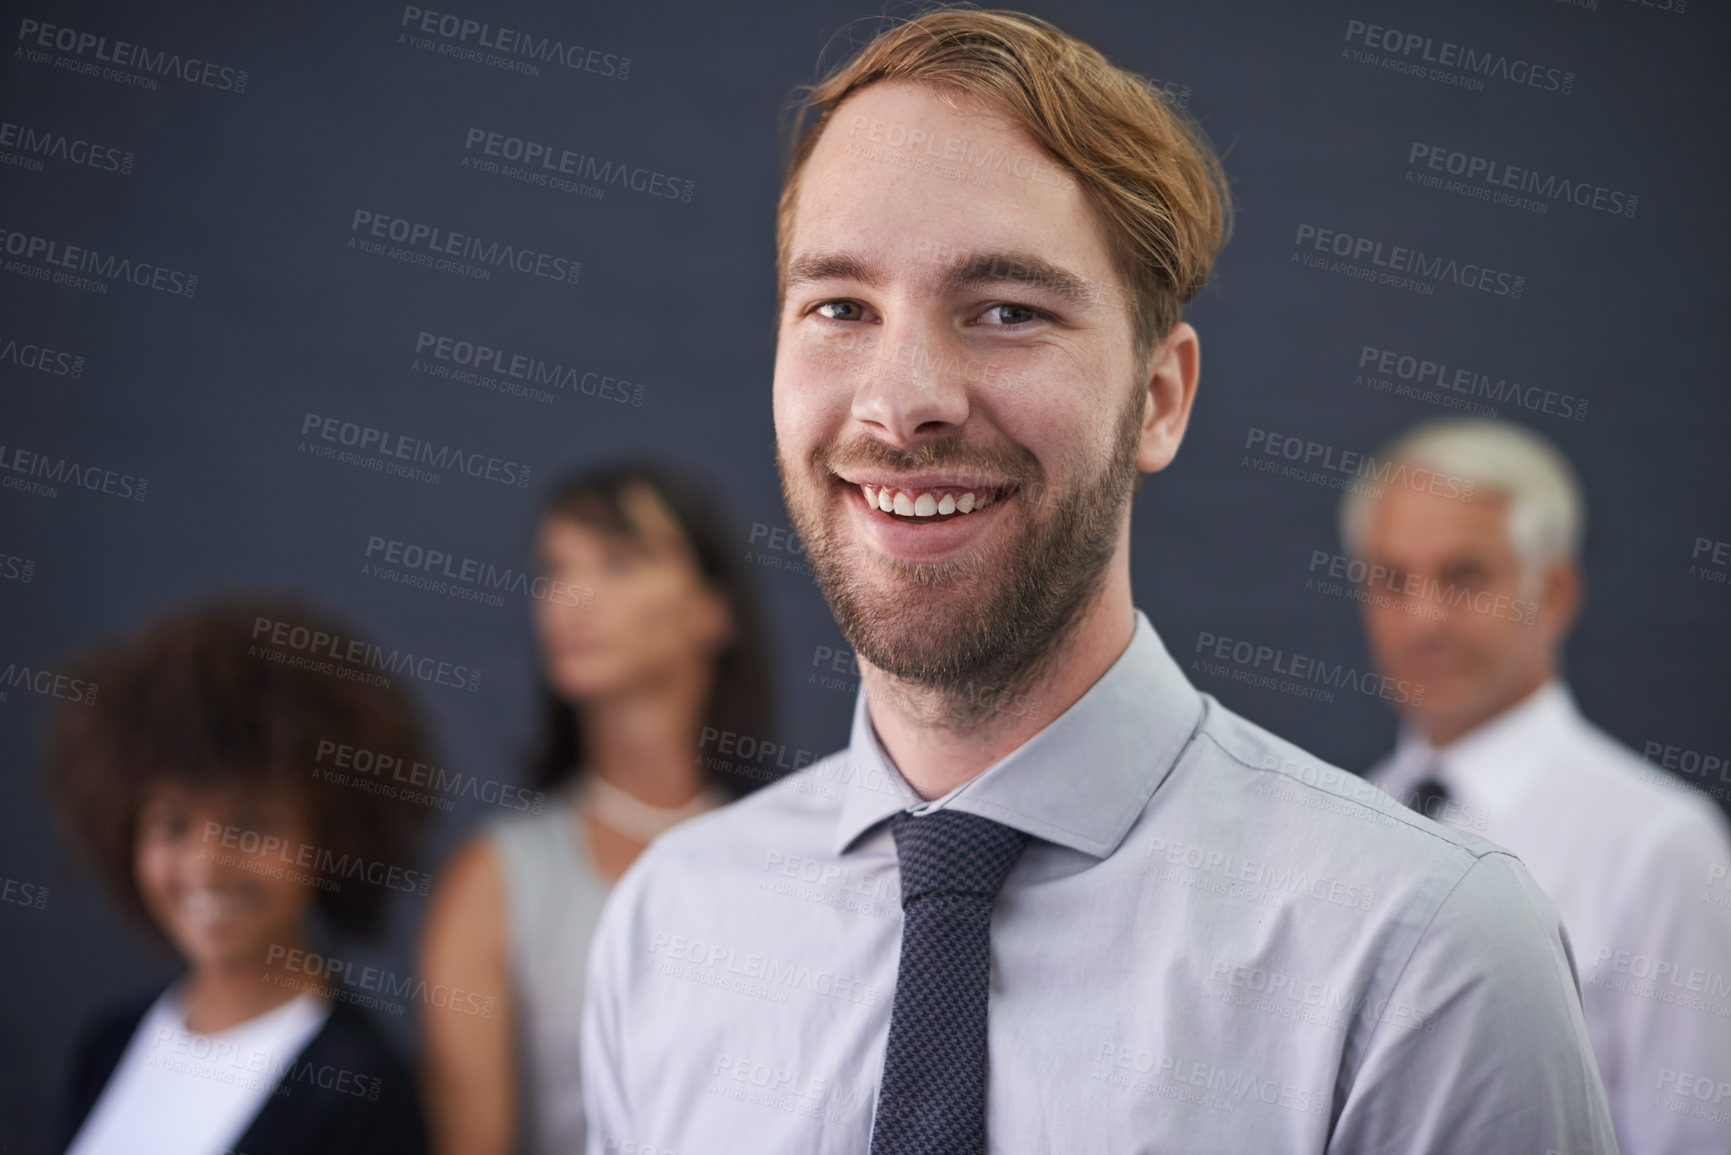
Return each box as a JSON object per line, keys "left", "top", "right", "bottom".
{"left": 868, "top": 808, "right": 1031, "bottom": 1155}
{"left": 1404, "top": 776, "right": 1451, "bottom": 821}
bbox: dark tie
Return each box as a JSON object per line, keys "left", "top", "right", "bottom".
{"left": 868, "top": 808, "right": 1031, "bottom": 1155}
{"left": 1404, "top": 776, "right": 1451, "bottom": 821}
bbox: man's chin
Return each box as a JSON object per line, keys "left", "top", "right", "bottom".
{"left": 827, "top": 568, "right": 998, "bottom": 675}
{"left": 1406, "top": 685, "right": 1498, "bottom": 741}
{"left": 846, "top": 539, "right": 993, "bottom": 588}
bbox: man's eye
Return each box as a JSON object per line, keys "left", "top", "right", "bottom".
{"left": 978, "top": 303, "right": 1041, "bottom": 326}
{"left": 1438, "top": 559, "right": 1489, "bottom": 587}
{"left": 814, "top": 301, "right": 866, "bottom": 322}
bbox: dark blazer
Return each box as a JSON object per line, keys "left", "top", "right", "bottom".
{"left": 60, "top": 988, "right": 429, "bottom": 1155}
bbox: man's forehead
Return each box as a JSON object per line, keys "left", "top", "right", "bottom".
{"left": 1371, "top": 486, "right": 1511, "bottom": 548}
{"left": 820, "top": 78, "right": 1027, "bottom": 153}
{"left": 795, "top": 81, "right": 1086, "bottom": 229}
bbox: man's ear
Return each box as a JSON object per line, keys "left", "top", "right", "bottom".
{"left": 1540, "top": 558, "right": 1582, "bottom": 641}
{"left": 1137, "top": 321, "right": 1200, "bottom": 474}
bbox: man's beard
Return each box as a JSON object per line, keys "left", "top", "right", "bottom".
{"left": 778, "top": 385, "right": 1144, "bottom": 729}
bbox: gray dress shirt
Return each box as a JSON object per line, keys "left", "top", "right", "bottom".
{"left": 580, "top": 610, "right": 1618, "bottom": 1153}
{"left": 487, "top": 787, "right": 613, "bottom": 1155}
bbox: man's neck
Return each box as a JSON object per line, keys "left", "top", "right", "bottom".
{"left": 861, "top": 567, "right": 1138, "bottom": 800}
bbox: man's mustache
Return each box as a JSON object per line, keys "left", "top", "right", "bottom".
{"left": 814, "top": 435, "right": 1040, "bottom": 492}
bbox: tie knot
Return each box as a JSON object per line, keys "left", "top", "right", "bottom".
{"left": 890, "top": 808, "right": 1030, "bottom": 907}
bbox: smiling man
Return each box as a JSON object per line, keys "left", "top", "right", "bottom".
{"left": 579, "top": 10, "right": 1617, "bottom": 1153}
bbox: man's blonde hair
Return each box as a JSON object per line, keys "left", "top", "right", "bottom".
{"left": 776, "top": 5, "right": 1233, "bottom": 366}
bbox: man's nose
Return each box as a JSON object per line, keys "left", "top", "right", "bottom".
{"left": 849, "top": 322, "right": 971, "bottom": 445}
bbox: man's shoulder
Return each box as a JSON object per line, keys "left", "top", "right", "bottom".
{"left": 1562, "top": 713, "right": 1731, "bottom": 840}
{"left": 1186, "top": 693, "right": 1510, "bottom": 869}
{"left": 1173, "top": 697, "right": 1580, "bottom": 971}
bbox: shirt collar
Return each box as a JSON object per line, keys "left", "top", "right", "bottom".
{"left": 1388, "top": 679, "right": 1575, "bottom": 815}
{"left": 830, "top": 609, "right": 1204, "bottom": 859}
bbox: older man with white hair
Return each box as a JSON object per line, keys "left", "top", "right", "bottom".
{"left": 1346, "top": 417, "right": 1731, "bottom": 1155}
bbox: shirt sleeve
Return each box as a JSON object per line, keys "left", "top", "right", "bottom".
{"left": 580, "top": 859, "right": 645, "bottom": 1155}
{"left": 1591, "top": 803, "right": 1731, "bottom": 1154}
{"left": 1328, "top": 851, "right": 1620, "bottom": 1155}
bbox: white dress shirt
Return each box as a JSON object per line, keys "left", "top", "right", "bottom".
{"left": 66, "top": 985, "right": 331, "bottom": 1155}
{"left": 581, "top": 611, "right": 1617, "bottom": 1153}
{"left": 1370, "top": 680, "right": 1731, "bottom": 1155}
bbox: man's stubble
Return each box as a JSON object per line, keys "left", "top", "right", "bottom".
{"left": 777, "top": 378, "right": 1145, "bottom": 731}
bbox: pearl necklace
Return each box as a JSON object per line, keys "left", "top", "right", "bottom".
{"left": 574, "top": 769, "right": 727, "bottom": 843}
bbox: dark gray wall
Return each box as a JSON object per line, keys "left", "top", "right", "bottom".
{"left": 3, "top": 1, "right": 1727, "bottom": 1150}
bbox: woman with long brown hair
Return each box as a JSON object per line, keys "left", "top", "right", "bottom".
{"left": 418, "top": 461, "right": 775, "bottom": 1155}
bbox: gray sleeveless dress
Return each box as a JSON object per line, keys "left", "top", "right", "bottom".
{"left": 485, "top": 787, "right": 612, "bottom": 1155}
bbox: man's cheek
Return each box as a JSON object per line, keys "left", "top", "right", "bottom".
{"left": 774, "top": 412, "right": 826, "bottom": 473}
{"left": 1378, "top": 619, "right": 1443, "bottom": 683}
{"left": 769, "top": 378, "right": 817, "bottom": 446}
{"left": 1360, "top": 607, "right": 1402, "bottom": 659}
{"left": 779, "top": 387, "right": 854, "bottom": 456}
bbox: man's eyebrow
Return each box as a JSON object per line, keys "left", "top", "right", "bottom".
{"left": 785, "top": 249, "right": 1098, "bottom": 309}
{"left": 943, "top": 252, "right": 1095, "bottom": 309}
{"left": 785, "top": 251, "right": 878, "bottom": 291}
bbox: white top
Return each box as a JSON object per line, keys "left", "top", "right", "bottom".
{"left": 580, "top": 611, "right": 1617, "bottom": 1154}
{"left": 66, "top": 984, "right": 331, "bottom": 1155}
{"left": 487, "top": 788, "right": 613, "bottom": 1155}
{"left": 1369, "top": 680, "right": 1731, "bottom": 1155}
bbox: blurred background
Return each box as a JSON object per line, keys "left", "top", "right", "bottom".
{"left": 3, "top": 0, "right": 1727, "bottom": 1150}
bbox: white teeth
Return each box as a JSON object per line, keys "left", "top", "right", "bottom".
{"left": 857, "top": 484, "right": 999, "bottom": 518}
{"left": 183, "top": 890, "right": 244, "bottom": 928}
